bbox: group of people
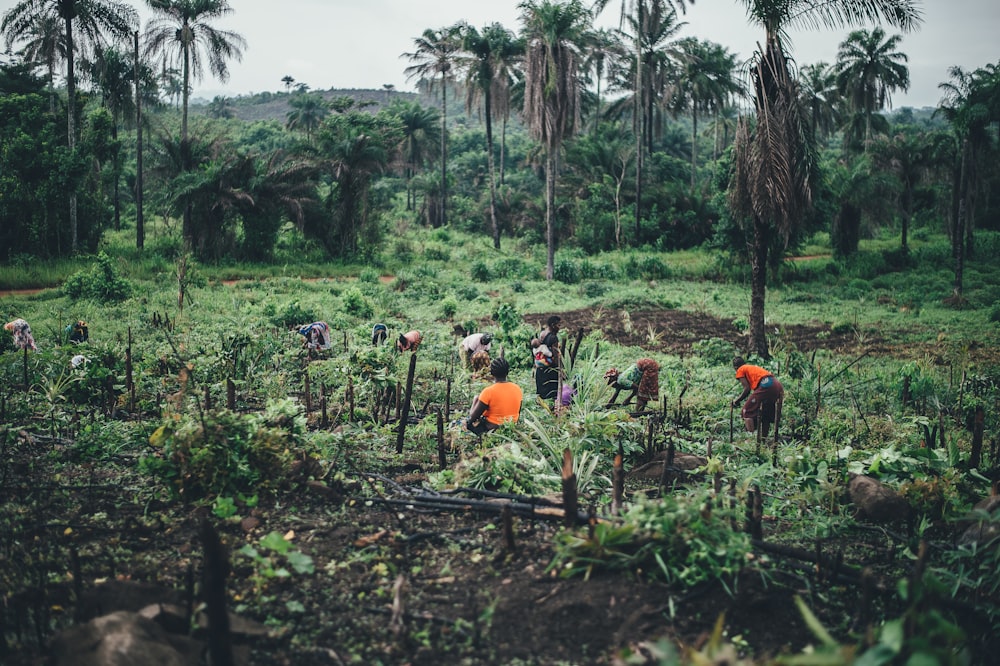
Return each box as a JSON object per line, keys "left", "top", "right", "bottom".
{"left": 3, "top": 318, "right": 89, "bottom": 352}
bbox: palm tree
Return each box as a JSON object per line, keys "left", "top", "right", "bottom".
{"left": 458, "top": 21, "right": 523, "bottom": 250}
{"left": 403, "top": 26, "right": 462, "bottom": 228}
{"left": 143, "top": 0, "right": 246, "bottom": 246}
{"left": 728, "top": 0, "right": 921, "bottom": 357}
{"left": 520, "top": 0, "right": 591, "bottom": 280}
{"left": 593, "top": 1, "right": 690, "bottom": 241}
{"left": 2, "top": 0, "right": 138, "bottom": 253}
{"left": 936, "top": 64, "right": 999, "bottom": 301}
{"left": 798, "top": 62, "right": 840, "bottom": 143}
{"left": 3, "top": 11, "right": 65, "bottom": 113}
{"left": 285, "top": 92, "right": 329, "bottom": 143}
{"left": 835, "top": 27, "right": 910, "bottom": 151}
{"left": 673, "top": 37, "right": 742, "bottom": 191}
{"left": 86, "top": 44, "right": 138, "bottom": 230}
{"left": 581, "top": 27, "right": 624, "bottom": 134}
{"left": 871, "top": 129, "right": 946, "bottom": 250}
{"left": 391, "top": 99, "right": 440, "bottom": 212}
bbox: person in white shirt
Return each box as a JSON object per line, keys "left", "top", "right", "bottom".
{"left": 459, "top": 332, "right": 493, "bottom": 368}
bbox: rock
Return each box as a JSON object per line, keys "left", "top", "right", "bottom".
{"left": 49, "top": 611, "right": 203, "bottom": 666}
{"left": 848, "top": 474, "right": 911, "bottom": 523}
{"left": 627, "top": 452, "right": 708, "bottom": 482}
{"left": 958, "top": 494, "right": 1000, "bottom": 547}
{"left": 76, "top": 580, "right": 183, "bottom": 623}
{"left": 138, "top": 603, "right": 189, "bottom": 635}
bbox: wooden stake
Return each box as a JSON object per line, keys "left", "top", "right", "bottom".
{"left": 436, "top": 409, "right": 446, "bottom": 470}
{"left": 970, "top": 406, "right": 984, "bottom": 469}
{"left": 611, "top": 442, "right": 624, "bottom": 515}
{"left": 126, "top": 327, "right": 135, "bottom": 411}
{"left": 320, "top": 384, "right": 328, "bottom": 428}
{"left": 22, "top": 347, "right": 28, "bottom": 392}
{"left": 347, "top": 376, "right": 354, "bottom": 422}
{"left": 204, "top": 385, "right": 211, "bottom": 411}
{"left": 226, "top": 378, "right": 235, "bottom": 410}
{"left": 501, "top": 503, "right": 516, "bottom": 552}
{"left": 445, "top": 377, "right": 451, "bottom": 421}
{"left": 304, "top": 371, "right": 312, "bottom": 413}
{"left": 561, "top": 448, "right": 578, "bottom": 528}
{"left": 396, "top": 353, "right": 418, "bottom": 454}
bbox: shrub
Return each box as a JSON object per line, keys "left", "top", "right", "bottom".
{"left": 63, "top": 252, "right": 133, "bottom": 303}
{"left": 440, "top": 294, "right": 459, "bottom": 319}
{"left": 692, "top": 337, "right": 738, "bottom": 366}
{"left": 269, "top": 300, "right": 317, "bottom": 328}
{"left": 342, "top": 287, "right": 374, "bottom": 319}
{"left": 358, "top": 268, "right": 380, "bottom": 284}
{"left": 553, "top": 259, "right": 581, "bottom": 284}
{"left": 142, "top": 398, "right": 307, "bottom": 500}
{"left": 424, "top": 243, "right": 450, "bottom": 262}
{"left": 470, "top": 261, "right": 491, "bottom": 282}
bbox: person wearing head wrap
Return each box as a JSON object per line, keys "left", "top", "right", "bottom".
{"left": 466, "top": 357, "right": 522, "bottom": 435}
{"left": 605, "top": 357, "right": 660, "bottom": 412}
{"left": 397, "top": 330, "right": 423, "bottom": 352}
{"left": 4, "top": 318, "right": 37, "bottom": 351}
{"left": 298, "top": 321, "right": 332, "bottom": 350}
{"left": 371, "top": 323, "right": 388, "bottom": 346}
{"left": 459, "top": 332, "right": 493, "bottom": 368}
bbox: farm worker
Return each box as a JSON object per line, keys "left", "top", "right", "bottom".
{"left": 66, "top": 320, "right": 89, "bottom": 344}
{"left": 4, "top": 318, "right": 37, "bottom": 351}
{"left": 298, "top": 321, "right": 332, "bottom": 350}
{"left": 459, "top": 332, "right": 493, "bottom": 367}
{"left": 371, "top": 323, "right": 388, "bottom": 346}
{"left": 532, "top": 315, "right": 562, "bottom": 400}
{"left": 71, "top": 354, "right": 88, "bottom": 369}
{"left": 731, "top": 356, "right": 784, "bottom": 433}
{"left": 604, "top": 358, "right": 660, "bottom": 412}
{"left": 469, "top": 350, "right": 492, "bottom": 375}
{"left": 397, "top": 330, "right": 423, "bottom": 352}
{"left": 467, "top": 357, "right": 523, "bottom": 435}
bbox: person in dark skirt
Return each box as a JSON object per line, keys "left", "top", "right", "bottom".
{"left": 532, "top": 315, "right": 561, "bottom": 400}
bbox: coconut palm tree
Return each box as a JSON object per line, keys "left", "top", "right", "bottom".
{"left": 835, "top": 27, "right": 910, "bottom": 151}
{"left": 871, "top": 129, "right": 947, "bottom": 250}
{"left": 143, "top": 0, "right": 246, "bottom": 245}
{"left": 458, "top": 21, "right": 523, "bottom": 250}
{"left": 403, "top": 25, "right": 462, "bottom": 228}
{"left": 728, "top": 0, "right": 921, "bottom": 357}
{"left": 2, "top": 0, "right": 138, "bottom": 253}
{"left": 581, "top": 27, "right": 624, "bottom": 134}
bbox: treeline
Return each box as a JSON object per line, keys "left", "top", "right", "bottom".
{"left": 1, "top": 0, "right": 999, "bottom": 281}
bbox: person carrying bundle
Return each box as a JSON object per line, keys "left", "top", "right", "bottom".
{"left": 532, "top": 316, "right": 562, "bottom": 401}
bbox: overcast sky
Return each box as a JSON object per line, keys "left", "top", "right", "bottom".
{"left": 4, "top": 0, "right": 998, "bottom": 109}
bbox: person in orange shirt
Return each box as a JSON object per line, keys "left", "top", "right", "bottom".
{"left": 467, "top": 357, "right": 523, "bottom": 435}
{"left": 731, "top": 356, "right": 784, "bottom": 433}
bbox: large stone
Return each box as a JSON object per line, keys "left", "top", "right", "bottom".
{"left": 848, "top": 474, "right": 911, "bottom": 523}
{"left": 49, "top": 611, "right": 203, "bottom": 666}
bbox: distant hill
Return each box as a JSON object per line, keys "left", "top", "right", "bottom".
{"left": 191, "top": 88, "right": 424, "bottom": 123}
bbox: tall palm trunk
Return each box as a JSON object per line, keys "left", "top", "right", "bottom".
{"left": 64, "top": 16, "right": 78, "bottom": 252}
{"left": 690, "top": 106, "right": 698, "bottom": 191}
{"left": 135, "top": 30, "right": 144, "bottom": 250}
{"left": 484, "top": 93, "right": 500, "bottom": 250}
{"left": 633, "top": 1, "right": 643, "bottom": 241}
{"left": 750, "top": 215, "right": 769, "bottom": 356}
{"left": 439, "top": 73, "right": 448, "bottom": 227}
{"left": 952, "top": 140, "right": 970, "bottom": 300}
{"left": 181, "top": 22, "right": 193, "bottom": 246}
{"left": 545, "top": 149, "right": 557, "bottom": 280}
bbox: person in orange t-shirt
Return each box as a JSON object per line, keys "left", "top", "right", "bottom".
{"left": 731, "top": 356, "right": 784, "bottom": 433}
{"left": 467, "top": 357, "right": 523, "bottom": 435}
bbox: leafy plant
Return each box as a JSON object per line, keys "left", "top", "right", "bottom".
{"left": 62, "top": 252, "right": 133, "bottom": 303}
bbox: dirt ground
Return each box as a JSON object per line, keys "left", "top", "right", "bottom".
{"left": 3, "top": 306, "right": 995, "bottom": 665}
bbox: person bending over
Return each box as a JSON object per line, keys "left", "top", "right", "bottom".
{"left": 467, "top": 357, "right": 523, "bottom": 435}
{"left": 731, "top": 356, "right": 784, "bottom": 433}
{"left": 604, "top": 357, "right": 660, "bottom": 412}
{"left": 397, "top": 330, "right": 423, "bottom": 352}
